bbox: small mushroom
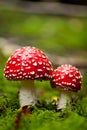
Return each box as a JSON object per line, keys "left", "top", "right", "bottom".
{"left": 4, "top": 46, "right": 53, "bottom": 109}
{"left": 50, "top": 64, "right": 82, "bottom": 111}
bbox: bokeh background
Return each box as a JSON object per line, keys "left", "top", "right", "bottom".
{"left": 0, "top": 1, "right": 87, "bottom": 130}
{"left": 0, "top": 0, "right": 87, "bottom": 69}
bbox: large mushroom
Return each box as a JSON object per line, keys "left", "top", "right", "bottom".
{"left": 4, "top": 46, "right": 53, "bottom": 110}
{"left": 50, "top": 64, "right": 82, "bottom": 111}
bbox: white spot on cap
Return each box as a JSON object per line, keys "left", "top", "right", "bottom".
{"left": 18, "top": 53, "right": 22, "bottom": 56}
{"left": 6, "top": 66, "right": 9, "bottom": 69}
{"left": 22, "top": 63, "right": 25, "bottom": 66}
{"left": 72, "top": 79, "right": 76, "bottom": 82}
{"left": 69, "top": 74, "right": 73, "bottom": 78}
{"left": 17, "top": 59, "right": 21, "bottom": 61}
{"left": 9, "top": 70, "right": 13, "bottom": 72}
{"left": 35, "top": 75, "right": 39, "bottom": 78}
{"left": 33, "top": 62, "right": 37, "bottom": 66}
{"left": 46, "top": 67, "right": 50, "bottom": 71}
{"left": 23, "top": 73, "right": 27, "bottom": 76}
{"left": 30, "top": 71, "right": 35, "bottom": 75}
{"left": 38, "top": 62, "right": 42, "bottom": 65}
{"left": 61, "top": 75, "right": 64, "bottom": 79}
{"left": 45, "top": 73, "right": 48, "bottom": 77}
{"left": 42, "top": 55, "right": 46, "bottom": 59}
{"left": 26, "top": 66, "right": 31, "bottom": 69}
{"left": 37, "top": 69, "right": 42, "bottom": 72}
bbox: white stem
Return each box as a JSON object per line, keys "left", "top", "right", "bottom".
{"left": 56, "top": 92, "right": 71, "bottom": 110}
{"left": 19, "top": 80, "right": 37, "bottom": 107}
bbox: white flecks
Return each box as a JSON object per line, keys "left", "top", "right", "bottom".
{"left": 45, "top": 73, "right": 48, "bottom": 77}
{"left": 16, "top": 76, "right": 19, "bottom": 79}
{"left": 61, "top": 75, "right": 64, "bottom": 79}
{"left": 32, "top": 59, "right": 35, "bottom": 62}
{"left": 33, "top": 62, "right": 37, "bottom": 66}
{"left": 14, "top": 55, "right": 17, "bottom": 58}
{"left": 72, "top": 79, "right": 76, "bottom": 82}
{"left": 37, "top": 69, "right": 42, "bottom": 72}
{"left": 21, "top": 68, "right": 24, "bottom": 71}
{"left": 40, "top": 75, "right": 43, "bottom": 77}
{"left": 18, "top": 53, "right": 22, "bottom": 56}
{"left": 12, "top": 74, "right": 17, "bottom": 77}
{"left": 46, "top": 67, "right": 50, "bottom": 71}
{"left": 17, "top": 69, "right": 20, "bottom": 72}
{"left": 38, "top": 62, "right": 42, "bottom": 65}
{"left": 48, "top": 75, "right": 51, "bottom": 78}
{"left": 53, "top": 74, "right": 56, "bottom": 77}
{"left": 9, "top": 60, "right": 12, "bottom": 64}
{"left": 5, "top": 75, "right": 9, "bottom": 78}
{"left": 12, "top": 61, "right": 16, "bottom": 64}
{"left": 30, "top": 71, "right": 35, "bottom": 75}
{"left": 9, "top": 70, "right": 13, "bottom": 72}
{"left": 19, "top": 76, "right": 23, "bottom": 78}
{"left": 56, "top": 73, "right": 59, "bottom": 76}
{"left": 25, "top": 64, "right": 29, "bottom": 67}
{"left": 22, "top": 63, "right": 25, "bottom": 66}
{"left": 6, "top": 66, "right": 9, "bottom": 69}
{"left": 48, "top": 61, "right": 52, "bottom": 65}
{"left": 58, "top": 77, "right": 61, "bottom": 80}
{"left": 38, "top": 54, "right": 41, "bottom": 57}
{"left": 76, "top": 76, "right": 81, "bottom": 79}
{"left": 18, "top": 72, "right": 22, "bottom": 75}
{"left": 17, "top": 59, "right": 21, "bottom": 62}
{"left": 42, "top": 55, "right": 46, "bottom": 59}
{"left": 17, "top": 63, "right": 21, "bottom": 66}
{"left": 53, "top": 79, "right": 56, "bottom": 82}
{"left": 69, "top": 74, "right": 73, "bottom": 78}
{"left": 28, "top": 55, "right": 32, "bottom": 58}
{"left": 28, "top": 75, "right": 31, "bottom": 78}
{"left": 23, "top": 73, "right": 27, "bottom": 76}
{"left": 62, "top": 82, "right": 67, "bottom": 85}
{"left": 26, "top": 66, "right": 31, "bottom": 69}
{"left": 5, "top": 71, "right": 9, "bottom": 74}
{"left": 72, "top": 84, "right": 76, "bottom": 87}
{"left": 25, "top": 75, "right": 28, "bottom": 78}
{"left": 66, "top": 82, "right": 72, "bottom": 86}
{"left": 46, "top": 63, "right": 49, "bottom": 66}
{"left": 35, "top": 75, "right": 39, "bottom": 78}
{"left": 79, "top": 81, "right": 82, "bottom": 84}
{"left": 34, "top": 57, "right": 38, "bottom": 60}
{"left": 65, "top": 72, "right": 68, "bottom": 75}
{"left": 43, "top": 62, "right": 46, "bottom": 65}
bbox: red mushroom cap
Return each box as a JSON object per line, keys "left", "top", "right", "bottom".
{"left": 51, "top": 64, "right": 82, "bottom": 92}
{"left": 4, "top": 46, "right": 53, "bottom": 80}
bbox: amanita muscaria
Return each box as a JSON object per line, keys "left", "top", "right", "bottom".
{"left": 50, "top": 64, "right": 82, "bottom": 110}
{"left": 4, "top": 46, "right": 53, "bottom": 109}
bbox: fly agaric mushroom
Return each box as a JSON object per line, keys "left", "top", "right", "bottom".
{"left": 4, "top": 46, "right": 53, "bottom": 109}
{"left": 50, "top": 64, "right": 82, "bottom": 110}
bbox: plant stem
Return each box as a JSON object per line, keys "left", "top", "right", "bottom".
{"left": 19, "top": 80, "right": 37, "bottom": 107}
{"left": 56, "top": 92, "right": 71, "bottom": 110}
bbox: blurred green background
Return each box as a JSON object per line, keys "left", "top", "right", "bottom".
{"left": 0, "top": 6, "right": 87, "bottom": 55}
{"left": 0, "top": 1, "right": 87, "bottom": 130}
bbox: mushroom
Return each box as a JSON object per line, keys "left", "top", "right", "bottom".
{"left": 50, "top": 64, "right": 82, "bottom": 111}
{"left": 4, "top": 46, "right": 53, "bottom": 109}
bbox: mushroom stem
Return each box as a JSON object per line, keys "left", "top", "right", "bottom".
{"left": 19, "top": 80, "right": 37, "bottom": 107}
{"left": 56, "top": 92, "right": 71, "bottom": 110}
